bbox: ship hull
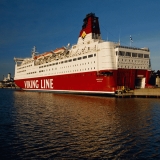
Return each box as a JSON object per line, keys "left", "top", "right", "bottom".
{"left": 14, "top": 69, "right": 151, "bottom": 95}
{"left": 14, "top": 71, "right": 116, "bottom": 95}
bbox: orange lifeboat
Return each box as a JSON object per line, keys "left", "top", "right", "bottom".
{"left": 34, "top": 52, "right": 52, "bottom": 60}
{"left": 43, "top": 52, "right": 52, "bottom": 57}
{"left": 53, "top": 47, "right": 65, "bottom": 54}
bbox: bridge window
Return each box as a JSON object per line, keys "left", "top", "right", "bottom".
{"left": 119, "top": 51, "right": 125, "bottom": 56}
{"left": 132, "top": 53, "right": 137, "bottom": 57}
{"left": 138, "top": 53, "right": 143, "bottom": 58}
{"left": 144, "top": 54, "right": 149, "bottom": 58}
{"left": 126, "top": 52, "right": 131, "bottom": 56}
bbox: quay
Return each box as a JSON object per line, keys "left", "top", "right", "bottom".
{"left": 0, "top": 86, "right": 20, "bottom": 89}
{"left": 115, "top": 88, "right": 160, "bottom": 98}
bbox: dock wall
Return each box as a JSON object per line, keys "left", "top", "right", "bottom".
{"left": 116, "top": 88, "right": 160, "bottom": 98}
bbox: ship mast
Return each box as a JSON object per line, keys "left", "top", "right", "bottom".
{"left": 31, "top": 46, "right": 38, "bottom": 58}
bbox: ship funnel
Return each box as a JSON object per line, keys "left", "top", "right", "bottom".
{"left": 77, "top": 13, "right": 101, "bottom": 44}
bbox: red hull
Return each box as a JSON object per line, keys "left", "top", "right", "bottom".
{"left": 14, "top": 71, "right": 116, "bottom": 94}
{"left": 14, "top": 69, "right": 151, "bottom": 95}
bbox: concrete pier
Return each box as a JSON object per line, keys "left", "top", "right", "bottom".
{"left": 115, "top": 88, "right": 160, "bottom": 98}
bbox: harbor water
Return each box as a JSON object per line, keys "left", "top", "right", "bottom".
{"left": 0, "top": 89, "right": 160, "bottom": 159}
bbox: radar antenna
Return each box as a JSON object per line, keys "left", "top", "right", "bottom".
{"left": 31, "top": 46, "right": 38, "bottom": 58}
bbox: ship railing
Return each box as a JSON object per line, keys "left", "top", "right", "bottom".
{"left": 115, "top": 46, "right": 149, "bottom": 52}
{"left": 14, "top": 57, "right": 24, "bottom": 62}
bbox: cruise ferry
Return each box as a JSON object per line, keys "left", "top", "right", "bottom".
{"left": 14, "top": 13, "right": 151, "bottom": 95}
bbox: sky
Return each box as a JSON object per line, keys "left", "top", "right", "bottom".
{"left": 0, "top": 0, "right": 160, "bottom": 80}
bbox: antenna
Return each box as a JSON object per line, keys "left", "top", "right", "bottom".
{"left": 119, "top": 29, "right": 121, "bottom": 45}
{"left": 130, "top": 35, "right": 133, "bottom": 46}
{"left": 31, "top": 46, "right": 38, "bottom": 58}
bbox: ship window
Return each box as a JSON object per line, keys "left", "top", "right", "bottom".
{"left": 88, "top": 54, "right": 93, "bottom": 58}
{"left": 132, "top": 53, "right": 137, "bottom": 57}
{"left": 138, "top": 53, "right": 143, "bottom": 58}
{"left": 61, "top": 61, "right": 63, "bottom": 64}
{"left": 126, "top": 52, "right": 131, "bottom": 56}
{"left": 94, "top": 54, "right": 96, "bottom": 56}
{"left": 78, "top": 57, "right": 82, "bottom": 60}
{"left": 119, "top": 51, "right": 125, "bottom": 56}
{"left": 56, "top": 62, "right": 58, "bottom": 65}
{"left": 69, "top": 59, "right": 72, "bottom": 62}
{"left": 83, "top": 56, "right": 87, "bottom": 59}
{"left": 101, "top": 71, "right": 113, "bottom": 76}
{"left": 73, "top": 58, "right": 77, "bottom": 61}
{"left": 65, "top": 60, "right": 68, "bottom": 63}
{"left": 144, "top": 54, "right": 149, "bottom": 58}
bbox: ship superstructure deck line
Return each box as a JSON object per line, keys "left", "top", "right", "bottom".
{"left": 14, "top": 13, "right": 151, "bottom": 95}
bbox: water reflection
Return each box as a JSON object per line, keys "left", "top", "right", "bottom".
{"left": 3, "top": 91, "right": 159, "bottom": 158}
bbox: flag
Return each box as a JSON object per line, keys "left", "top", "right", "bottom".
{"left": 130, "top": 35, "right": 133, "bottom": 42}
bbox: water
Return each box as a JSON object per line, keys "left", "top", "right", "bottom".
{"left": 0, "top": 89, "right": 160, "bottom": 159}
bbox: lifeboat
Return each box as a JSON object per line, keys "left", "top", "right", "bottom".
{"left": 43, "top": 52, "right": 53, "bottom": 57}
{"left": 34, "top": 52, "right": 52, "bottom": 60}
{"left": 53, "top": 47, "right": 65, "bottom": 54}
{"left": 36, "top": 55, "right": 44, "bottom": 60}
